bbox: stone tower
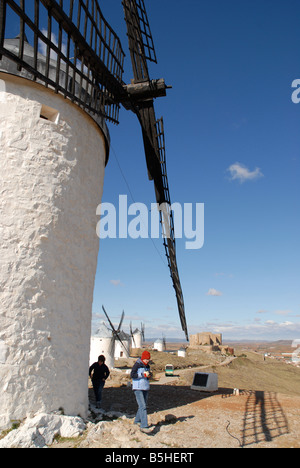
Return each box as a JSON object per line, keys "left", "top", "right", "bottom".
{"left": 0, "top": 37, "right": 109, "bottom": 429}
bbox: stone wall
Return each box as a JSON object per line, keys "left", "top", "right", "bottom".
{"left": 189, "top": 332, "right": 222, "bottom": 349}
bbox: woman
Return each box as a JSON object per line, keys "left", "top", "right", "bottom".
{"left": 131, "top": 350, "right": 152, "bottom": 433}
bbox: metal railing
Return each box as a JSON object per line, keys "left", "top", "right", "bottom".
{"left": 0, "top": 0, "right": 126, "bottom": 124}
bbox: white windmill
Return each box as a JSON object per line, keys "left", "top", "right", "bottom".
{"left": 130, "top": 322, "right": 145, "bottom": 350}
{"left": 90, "top": 306, "right": 129, "bottom": 369}
{"left": 153, "top": 335, "right": 167, "bottom": 352}
{"left": 114, "top": 330, "right": 131, "bottom": 360}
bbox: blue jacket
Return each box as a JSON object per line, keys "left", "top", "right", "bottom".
{"left": 131, "top": 358, "right": 150, "bottom": 391}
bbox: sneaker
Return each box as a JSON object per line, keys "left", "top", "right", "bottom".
{"left": 140, "top": 427, "right": 152, "bottom": 434}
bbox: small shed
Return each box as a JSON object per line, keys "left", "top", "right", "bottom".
{"left": 178, "top": 347, "right": 186, "bottom": 358}
{"left": 153, "top": 338, "right": 164, "bottom": 352}
{"left": 131, "top": 328, "right": 142, "bottom": 349}
{"left": 114, "top": 331, "right": 131, "bottom": 359}
{"left": 90, "top": 322, "right": 114, "bottom": 368}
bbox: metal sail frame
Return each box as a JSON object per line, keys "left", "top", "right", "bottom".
{"left": 122, "top": 0, "right": 188, "bottom": 339}
{"left": 0, "top": 0, "right": 189, "bottom": 340}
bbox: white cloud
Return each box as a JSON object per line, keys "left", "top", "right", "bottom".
{"left": 275, "top": 310, "right": 293, "bottom": 316}
{"left": 210, "top": 320, "right": 300, "bottom": 340}
{"left": 126, "top": 316, "right": 300, "bottom": 341}
{"left": 110, "top": 279, "right": 124, "bottom": 287}
{"left": 206, "top": 288, "right": 223, "bottom": 296}
{"left": 227, "top": 162, "right": 264, "bottom": 183}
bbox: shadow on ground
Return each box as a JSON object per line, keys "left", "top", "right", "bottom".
{"left": 241, "top": 391, "right": 289, "bottom": 446}
{"left": 89, "top": 384, "right": 232, "bottom": 415}
{"left": 89, "top": 385, "right": 290, "bottom": 446}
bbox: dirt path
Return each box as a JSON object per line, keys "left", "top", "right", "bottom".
{"left": 156, "top": 356, "right": 236, "bottom": 385}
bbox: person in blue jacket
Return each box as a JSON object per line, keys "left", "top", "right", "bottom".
{"left": 131, "top": 350, "right": 152, "bottom": 433}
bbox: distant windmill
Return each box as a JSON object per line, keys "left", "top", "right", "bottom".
{"left": 0, "top": 0, "right": 188, "bottom": 429}
{"left": 130, "top": 321, "right": 145, "bottom": 349}
{"left": 153, "top": 335, "right": 167, "bottom": 352}
{"left": 141, "top": 323, "right": 145, "bottom": 343}
{"left": 130, "top": 322, "right": 138, "bottom": 349}
{"left": 90, "top": 307, "right": 129, "bottom": 369}
{"left": 103, "top": 306, "right": 129, "bottom": 367}
{"left": 162, "top": 334, "right": 167, "bottom": 352}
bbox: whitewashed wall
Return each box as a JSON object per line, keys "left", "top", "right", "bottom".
{"left": 90, "top": 336, "right": 115, "bottom": 369}
{"left": 0, "top": 73, "right": 107, "bottom": 430}
{"left": 114, "top": 339, "right": 130, "bottom": 360}
{"left": 131, "top": 331, "right": 142, "bottom": 349}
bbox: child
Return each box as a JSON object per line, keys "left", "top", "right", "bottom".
{"left": 131, "top": 351, "right": 152, "bottom": 433}
{"left": 89, "top": 355, "right": 110, "bottom": 408}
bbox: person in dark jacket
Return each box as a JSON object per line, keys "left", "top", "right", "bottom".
{"left": 89, "top": 355, "right": 110, "bottom": 408}
{"left": 131, "top": 350, "right": 152, "bottom": 433}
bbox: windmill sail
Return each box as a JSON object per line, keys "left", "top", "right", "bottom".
{"left": 122, "top": 0, "right": 188, "bottom": 340}
{"left": 141, "top": 323, "right": 145, "bottom": 342}
{"left": 102, "top": 306, "right": 128, "bottom": 356}
{"left": 130, "top": 322, "right": 137, "bottom": 348}
{"left": 122, "top": 0, "right": 157, "bottom": 81}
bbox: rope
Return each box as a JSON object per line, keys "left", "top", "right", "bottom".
{"left": 226, "top": 420, "right": 243, "bottom": 448}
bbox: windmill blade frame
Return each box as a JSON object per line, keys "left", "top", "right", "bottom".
{"left": 162, "top": 334, "right": 167, "bottom": 351}
{"left": 102, "top": 305, "right": 116, "bottom": 333}
{"left": 130, "top": 322, "right": 137, "bottom": 348}
{"left": 141, "top": 323, "right": 145, "bottom": 342}
{"left": 117, "top": 310, "right": 125, "bottom": 333}
{"left": 108, "top": 334, "right": 116, "bottom": 358}
{"left": 122, "top": 0, "right": 189, "bottom": 340}
{"left": 122, "top": 0, "right": 157, "bottom": 82}
{"left": 102, "top": 305, "right": 128, "bottom": 352}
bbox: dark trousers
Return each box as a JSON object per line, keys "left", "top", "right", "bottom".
{"left": 92, "top": 380, "right": 105, "bottom": 404}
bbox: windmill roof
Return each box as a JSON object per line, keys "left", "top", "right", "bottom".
{"left": 118, "top": 331, "right": 131, "bottom": 341}
{"left": 93, "top": 322, "right": 112, "bottom": 338}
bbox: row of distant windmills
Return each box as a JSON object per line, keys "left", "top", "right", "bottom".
{"left": 90, "top": 306, "right": 147, "bottom": 369}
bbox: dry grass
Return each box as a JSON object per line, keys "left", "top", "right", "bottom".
{"left": 177, "top": 351, "right": 300, "bottom": 397}
{"left": 116, "top": 347, "right": 300, "bottom": 397}
{"left": 117, "top": 348, "right": 225, "bottom": 374}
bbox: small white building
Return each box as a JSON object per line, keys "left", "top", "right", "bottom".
{"left": 178, "top": 347, "right": 186, "bottom": 358}
{"left": 131, "top": 328, "right": 143, "bottom": 349}
{"left": 153, "top": 338, "right": 165, "bottom": 352}
{"left": 90, "top": 323, "right": 131, "bottom": 369}
{"left": 90, "top": 323, "right": 114, "bottom": 369}
{"left": 114, "top": 331, "right": 131, "bottom": 359}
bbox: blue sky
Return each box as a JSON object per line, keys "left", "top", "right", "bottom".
{"left": 4, "top": 1, "right": 299, "bottom": 341}
{"left": 93, "top": 0, "right": 300, "bottom": 341}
